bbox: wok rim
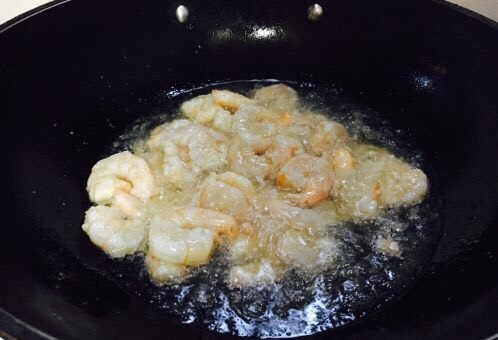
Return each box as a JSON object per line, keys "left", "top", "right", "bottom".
{"left": 0, "top": 0, "right": 496, "bottom": 339}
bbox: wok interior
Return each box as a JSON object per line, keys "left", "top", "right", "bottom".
{"left": 0, "top": 0, "right": 497, "bottom": 339}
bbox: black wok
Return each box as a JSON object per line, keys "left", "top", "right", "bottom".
{"left": 0, "top": 0, "right": 497, "bottom": 339}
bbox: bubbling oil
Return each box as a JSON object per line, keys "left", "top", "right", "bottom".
{"left": 105, "top": 80, "right": 441, "bottom": 338}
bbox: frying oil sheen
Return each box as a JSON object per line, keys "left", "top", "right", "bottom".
{"left": 105, "top": 80, "right": 441, "bottom": 338}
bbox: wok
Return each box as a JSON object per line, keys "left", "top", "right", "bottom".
{"left": 0, "top": 0, "right": 497, "bottom": 339}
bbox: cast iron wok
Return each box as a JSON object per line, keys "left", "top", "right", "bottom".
{"left": 0, "top": 0, "right": 497, "bottom": 339}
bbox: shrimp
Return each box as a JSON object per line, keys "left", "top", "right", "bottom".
{"left": 229, "top": 260, "right": 283, "bottom": 287}
{"left": 334, "top": 145, "right": 428, "bottom": 218}
{"left": 277, "top": 230, "right": 338, "bottom": 270}
{"left": 378, "top": 161, "right": 428, "bottom": 206}
{"left": 148, "top": 216, "right": 215, "bottom": 266}
{"left": 82, "top": 205, "right": 146, "bottom": 258}
{"left": 147, "top": 207, "right": 237, "bottom": 282}
{"left": 252, "top": 84, "right": 299, "bottom": 113}
{"left": 212, "top": 89, "right": 251, "bottom": 113}
{"left": 266, "top": 199, "right": 337, "bottom": 234}
{"left": 233, "top": 104, "right": 291, "bottom": 154}
{"left": 310, "top": 120, "right": 351, "bottom": 156}
{"left": 147, "top": 120, "right": 228, "bottom": 186}
{"left": 181, "top": 94, "right": 233, "bottom": 132}
{"left": 146, "top": 254, "right": 186, "bottom": 282}
{"left": 330, "top": 146, "right": 355, "bottom": 180}
{"left": 229, "top": 232, "right": 259, "bottom": 263}
{"left": 276, "top": 153, "right": 335, "bottom": 208}
{"left": 227, "top": 138, "right": 270, "bottom": 182}
{"left": 87, "top": 151, "right": 154, "bottom": 216}
{"left": 264, "top": 135, "right": 303, "bottom": 178}
{"left": 191, "top": 172, "right": 256, "bottom": 219}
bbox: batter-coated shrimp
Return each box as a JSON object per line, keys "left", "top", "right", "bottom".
{"left": 147, "top": 207, "right": 237, "bottom": 282}
{"left": 181, "top": 94, "right": 233, "bottom": 132}
{"left": 227, "top": 138, "right": 270, "bottom": 182}
{"left": 276, "top": 153, "right": 334, "bottom": 208}
{"left": 264, "top": 135, "right": 304, "bottom": 178}
{"left": 334, "top": 145, "right": 428, "bottom": 218}
{"left": 146, "top": 254, "right": 186, "bottom": 282}
{"left": 266, "top": 199, "right": 336, "bottom": 234}
{"left": 277, "top": 230, "right": 338, "bottom": 270}
{"left": 229, "top": 260, "right": 282, "bottom": 287}
{"left": 252, "top": 84, "right": 299, "bottom": 113}
{"left": 310, "top": 121, "right": 351, "bottom": 156}
{"left": 233, "top": 104, "right": 291, "bottom": 154}
{"left": 330, "top": 146, "right": 355, "bottom": 179}
{"left": 192, "top": 172, "right": 256, "bottom": 219}
{"left": 87, "top": 151, "right": 154, "bottom": 216}
{"left": 212, "top": 89, "right": 251, "bottom": 113}
{"left": 82, "top": 205, "right": 146, "bottom": 258}
{"left": 147, "top": 120, "right": 228, "bottom": 186}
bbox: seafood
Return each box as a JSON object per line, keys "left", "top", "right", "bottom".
{"left": 276, "top": 153, "right": 335, "bottom": 208}
{"left": 82, "top": 205, "right": 146, "bottom": 258}
{"left": 82, "top": 83, "right": 429, "bottom": 288}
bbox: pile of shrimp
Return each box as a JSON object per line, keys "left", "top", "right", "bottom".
{"left": 82, "top": 84, "right": 428, "bottom": 287}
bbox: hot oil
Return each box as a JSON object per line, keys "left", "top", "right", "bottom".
{"left": 105, "top": 80, "right": 442, "bottom": 338}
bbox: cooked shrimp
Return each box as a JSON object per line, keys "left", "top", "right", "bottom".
{"left": 378, "top": 161, "right": 428, "bottom": 206}
{"left": 82, "top": 205, "right": 146, "bottom": 258}
{"left": 146, "top": 254, "right": 186, "bottom": 282}
{"left": 147, "top": 120, "right": 228, "bottom": 186}
{"left": 229, "top": 260, "right": 283, "bottom": 287}
{"left": 233, "top": 104, "right": 291, "bottom": 154}
{"left": 276, "top": 153, "right": 335, "bottom": 208}
{"left": 278, "top": 230, "right": 338, "bottom": 270}
{"left": 147, "top": 207, "right": 237, "bottom": 282}
{"left": 264, "top": 135, "right": 304, "bottom": 178}
{"left": 212, "top": 89, "right": 251, "bottom": 113}
{"left": 164, "top": 207, "right": 237, "bottom": 234}
{"left": 148, "top": 215, "right": 216, "bottom": 266}
{"left": 181, "top": 94, "right": 234, "bottom": 132}
{"left": 330, "top": 146, "right": 355, "bottom": 179}
{"left": 87, "top": 151, "right": 154, "bottom": 215}
{"left": 192, "top": 172, "right": 256, "bottom": 219}
{"left": 252, "top": 84, "right": 298, "bottom": 113}
{"left": 227, "top": 138, "right": 270, "bottom": 182}
{"left": 334, "top": 145, "right": 428, "bottom": 218}
{"left": 266, "top": 199, "right": 337, "bottom": 234}
{"left": 310, "top": 120, "right": 351, "bottom": 156}
{"left": 229, "top": 232, "right": 259, "bottom": 263}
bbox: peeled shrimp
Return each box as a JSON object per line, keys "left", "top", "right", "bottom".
{"left": 87, "top": 151, "right": 154, "bottom": 216}
{"left": 180, "top": 94, "right": 233, "bottom": 132}
{"left": 276, "top": 153, "right": 335, "bottom": 208}
{"left": 147, "top": 207, "right": 236, "bottom": 282}
{"left": 233, "top": 104, "right": 291, "bottom": 153}
{"left": 227, "top": 138, "right": 270, "bottom": 182}
{"left": 147, "top": 120, "right": 228, "bottom": 186}
{"left": 146, "top": 254, "right": 186, "bottom": 282}
{"left": 330, "top": 146, "right": 355, "bottom": 180}
{"left": 82, "top": 205, "right": 146, "bottom": 258}
{"left": 212, "top": 89, "right": 251, "bottom": 113}
{"left": 310, "top": 120, "right": 351, "bottom": 156}
{"left": 266, "top": 199, "right": 337, "bottom": 234}
{"left": 191, "top": 172, "right": 256, "bottom": 219}
{"left": 334, "top": 145, "right": 428, "bottom": 218}
{"left": 277, "top": 230, "right": 338, "bottom": 270}
{"left": 264, "top": 135, "right": 304, "bottom": 178}
{"left": 252, "top": 84, "right": 298, "bottom": 113}
{"left": 229, "top": 260, "right": 282, "bottom": 287}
